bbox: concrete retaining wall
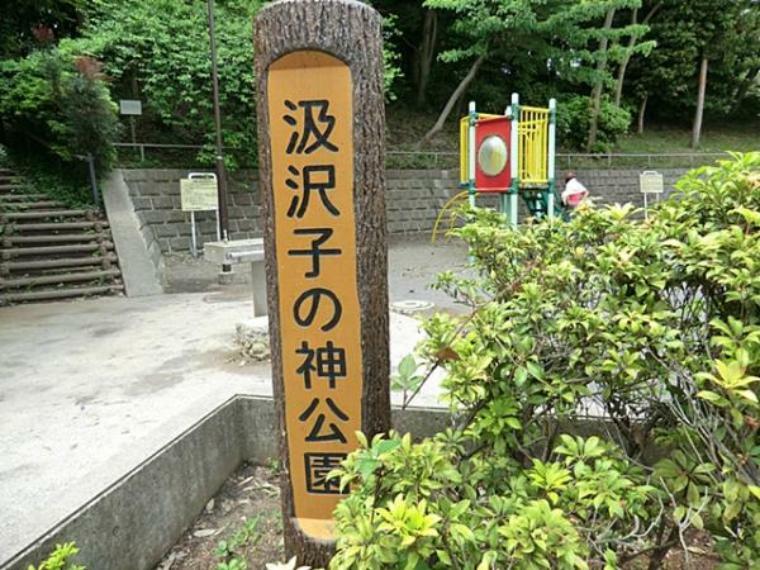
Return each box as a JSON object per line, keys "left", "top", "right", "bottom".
{"left": 2, "top": 397, "right": 452, "bottom": 570}
{"left": 121, "top": 167, "right": 688, "bottom": 254}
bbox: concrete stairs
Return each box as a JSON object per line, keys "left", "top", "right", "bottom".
{"left": 0, "top": 168, "right": 124, "bottom": 305}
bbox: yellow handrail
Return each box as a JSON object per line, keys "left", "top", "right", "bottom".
{"left": 432, "top": 191, "right": 469, "bottom": 243}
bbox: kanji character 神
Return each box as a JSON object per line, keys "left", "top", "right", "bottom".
{"left": 295, "top": 340, "right": 347, "bottom": 389}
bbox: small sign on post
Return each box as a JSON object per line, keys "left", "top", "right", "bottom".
{"left": 255, "top": 0, "right": 390, "bottom": 565}
{"left": 119, "top": 100, "right": 143, "bottom": 160}
{"left": 640, "top": 170, "right": 664, "bottom": 219}
{"left": 180, "top": 173, "right": 220, "bottom": 256}
{"left": 118, "top": 99, "right": 142, "bottom": 116}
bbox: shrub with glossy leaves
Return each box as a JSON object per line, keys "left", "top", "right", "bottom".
{"left": 331, "top": 152, "right": 760, "bottom": 569}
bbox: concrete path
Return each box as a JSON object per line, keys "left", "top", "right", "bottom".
{"left": 0, "top": 278, "right": 460, "bottom": 563}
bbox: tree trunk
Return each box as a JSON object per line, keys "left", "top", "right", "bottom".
{"left": 614, "top": 8, "right": 638, "bottom": 107}
{"left": 420, "top": 53, "right": 486, "bottom": 146}
{"left": 416, "top": 9, "right": 438, "bottom": 107}
{"left": 614, "top": 2, "right": 663, "bottom": 106}
{"left": 254, "top": 1, "right": 390, "bottom": 566}
{"left": 637, "top": 94, "right": 648, "bottom": 134}
{"left": 586, "top": 7, "right": 616, "bottom": 152}
{"left": 691, "top": 56, "right": 708, "bottom": 148}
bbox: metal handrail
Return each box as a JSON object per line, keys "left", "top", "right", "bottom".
{"left": 114, "top": 142, "right": 731, "bottom": 169}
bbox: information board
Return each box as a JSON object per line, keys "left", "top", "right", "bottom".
{"left": 640, "top": 171, "right": 664, "bottom": 194}
{"left": 180, "top": 177, "right": 219, "bottom": 212}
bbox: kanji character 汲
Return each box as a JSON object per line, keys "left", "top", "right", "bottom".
{"left": 287, "top": 228, "right": 341, "bottom": 278}
{"left": 293, "top": 288, "right": 342, "bottom": 332}
{"left": 283, "top": 99, "right": 338, "bottom": 155}
{"left": 286, "top": 165, "right": 340, "bottom": 219}
{"left": 295, "top": 340, "right": 347, "bottom": 389}
{"left": 299, "top": 397, "right": 349, "bottom": 443}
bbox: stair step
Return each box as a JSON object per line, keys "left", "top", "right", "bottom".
{"left": 0, "top": 193, "right": 48, "bottom": 202}
{"left": 1, "top": 201, "right": 66, "bottom": 210}
{"left": 0, "top": 284, "right": 124, "bottom": 304}
{"left": 3, "top": 233, "right": 111, "bottom": 246}
{"left": 1, "top": 242, "right": 113, "bottom": 259}
{"left": 3, "top": 221, "right": 109, "bottom": 233}
{"left": 2, "top": 209, "right": 94, "bottom": 221}
{"left": 0, "top": 268, "right": 121, "bottom": 289}
{"left": 1, "top": 254, "right": 117, "bottom": 273}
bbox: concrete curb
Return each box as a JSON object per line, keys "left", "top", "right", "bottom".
{"left": 2, "top": 396, "right": 450, "bottom": 570}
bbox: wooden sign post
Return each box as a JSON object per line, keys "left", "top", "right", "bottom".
{"left": 254, "top": 0, "right": 390, "bottom": 565}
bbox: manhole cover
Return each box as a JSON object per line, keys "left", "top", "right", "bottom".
{"left": 391, "top": 299, "right": 434, "bottom": 315}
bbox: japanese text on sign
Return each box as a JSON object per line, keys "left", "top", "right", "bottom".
{"left": 267, "top": 51, "right": 361, "bottom": 536}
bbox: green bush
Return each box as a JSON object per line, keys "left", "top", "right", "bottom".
{"left": 27, "top": 542, "right": 85, "bottom": 570}
{"left": 557, "top": 95, "right": 631, "bottom": 152}
{"left": 331, "top": 152, "right": 760, "bottom": 569}
{"left": 0, "top": 49, "right": 119, "bottom": 172}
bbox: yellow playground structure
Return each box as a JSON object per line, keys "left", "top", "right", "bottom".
{"left": 434, "top": 93, "right": 561, "bottom": 239}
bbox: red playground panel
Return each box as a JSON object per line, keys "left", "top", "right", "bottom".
{"left": 475, "top": 116, "right": 511, "bottom": 193}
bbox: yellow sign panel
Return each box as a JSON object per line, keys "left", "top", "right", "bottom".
{"left": 180, "top": 178, "right": 219, "bottom": 211}
{"left": 267, "top": 50, "right": 361, "bottom": 538}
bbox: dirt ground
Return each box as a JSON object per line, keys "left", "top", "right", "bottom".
{"left": 156, "top": 464, "right": 285, "bottom": 570}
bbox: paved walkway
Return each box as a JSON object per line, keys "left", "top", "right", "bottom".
{"left": 0, "top": 237, "right": 466, "bottom": 562}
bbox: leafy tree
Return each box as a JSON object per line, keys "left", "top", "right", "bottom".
{"left": 0, "top": 0, "right": 83, "bottom": 59}
{"left": 417, "top": 0, "right": 651, "bottom": 149}
{"left": 626, "top": 0, "right": 759, "bottom": 142}
{"left": 0, "top": 49, "right": 119, "bottom": 170}
{"left": 331, "top": 152, "right": 760, "bottom": 568}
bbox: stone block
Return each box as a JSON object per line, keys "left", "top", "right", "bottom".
{"left": 132, "top": 197, "right": 153, "bottom": 211}
{"left": 154, "top": 224, "right": 178, "bottom": 238}
{"left": 151, "top": 197, "right": 174, "bottom": 210}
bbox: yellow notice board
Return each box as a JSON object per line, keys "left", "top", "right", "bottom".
{"left": 267, "top": 50, "right": 361, "bottom": 538}
{"left": 180, "top": 177, "right": 219, "bottom": 211}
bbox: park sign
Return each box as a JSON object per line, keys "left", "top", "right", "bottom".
{"left": 118, "top": 99, "right": 142, "bottom": 116}
{"left": 254, "top": 0, "right": 390, "bottom": 564}
{"left": 179, "top": 176, "right": 219, "bottom": 212}
{"left": 639, "top": 170, "right": 664, "bottom": 194}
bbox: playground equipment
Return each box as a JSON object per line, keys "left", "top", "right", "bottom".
{"left": 453, "top": 93, "right": 562, "bottom": 229}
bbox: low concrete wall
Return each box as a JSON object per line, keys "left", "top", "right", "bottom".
{"left": 3, "top": 397, "right": 451, "bottom": 570}
{"left": 120, "top": 167, "right": 688, "bottom": 255}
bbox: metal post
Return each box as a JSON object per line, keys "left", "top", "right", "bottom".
{"left": 547, "top": 98, "right": 557, "bottom": 221}
{"left": 86, "top": 153, "right": 101, "bottom": 209}
{"left": 190, "top": 211, "right": 198, "bottom": 257}
{"left": 508, "top": 93, "right": 520, "bottom": 227}
{"left": 468, "top": 101, "right": 477, "bottom": 209}
{"left": 207, "top": 0, "right": 232, "bottom": 276}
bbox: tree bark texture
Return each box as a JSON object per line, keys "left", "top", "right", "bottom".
{"left": 420, "top": 52, "right": 486, "bottom": 146}
{"left": 416, "top": 9, "right": 438, "bottom": 107}
{"left": 254, "top": 1, "right": 390, "bottom": 566}
{"left": 614, "top": 2, "right": 662, "bottom": 107}
{"left": 637, "top": 93, "right": 648, "bottom": 134}
{"left": 691, "top": 56, "right": 708, "bottom": 149}
{"left": 586, "top": 8, "right": 616, "bottom": 152}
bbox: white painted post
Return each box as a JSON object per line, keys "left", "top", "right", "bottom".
{"left": 468, "top": 101, "right": 477, "bottom": 209}
{"left": 547, "top": 98, "right": 557, "bottom": 221}
{"left": 509, "top": 93, "right": 520, "bottom": 226}
{"left": 190, "top": 211, "right": 198, "bottom": 257}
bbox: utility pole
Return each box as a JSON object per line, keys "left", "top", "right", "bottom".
{"left": 207, "top": 0, "right": 232, "bottom": 278}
